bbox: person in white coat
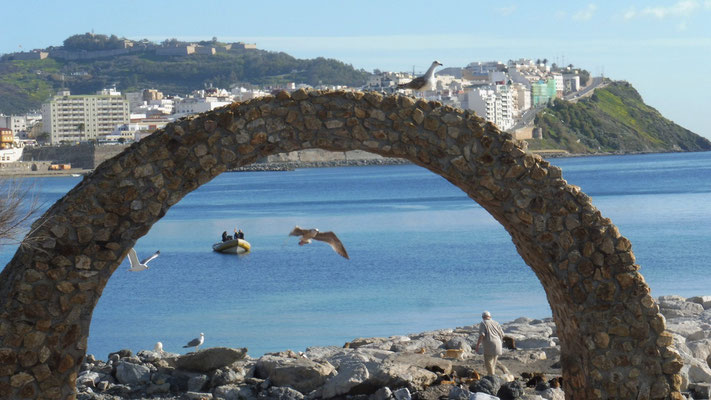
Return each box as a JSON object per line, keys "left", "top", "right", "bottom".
{"left": 475, "top": 311, "right": 505, "bottom": 376}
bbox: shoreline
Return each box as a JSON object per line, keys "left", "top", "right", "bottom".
{"left": 75, "top": 294, "right": 711, "bottom": 399}
{"left": 3, "top": 149, "right": 708, "bottom": 178}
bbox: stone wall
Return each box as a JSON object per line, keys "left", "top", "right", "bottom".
{"left": 22, "top": 144, "right": 128, "bottom": 169}
{"left": 0, "top": 90, "right": 683, "bottom": 399}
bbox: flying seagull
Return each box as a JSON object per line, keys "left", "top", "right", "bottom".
{"left": 183, "top": 332, "right": 205, "bottom": 351}
{"left": 289, "top": 226, "right": 349, "bottom": 259}
{"left": 397, "top": 60, "right": 443, "bottom": 92}
{"left": 127, "top": 248, "right": 160, "bottom": 272}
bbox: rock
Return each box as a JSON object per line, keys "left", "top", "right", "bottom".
{"left": 666, "top": 319, "right": 708, "bottom": 340}
{"left": 211, "top": 367, "right": 245, "bottom": 387}
{"left": 214, "top": 384, "right": 257, "bottom": 400}
{"left": 114, "top": 361, "right": 150, "bottom": 385}
{"left": 393, "top": 387, "right": 411, "bottom": 400}
{"left": 108, "top": 349, "right": 133, "bottom": 359}
{"left": 175, "top": 347, "right": 248, "bottom": 372}
{"left": 689, "top": 383, "right": 711, "bottom": 399}
{"left": 687, "top": 339, "right": 711, "bottom": 361}
{"left": 264, "top": 386, "right": 305, "bottom": 400}
{"left": 187, "top": 374, "right": 209, "bottom": 392}
{"left": 322, "top": 362, "right": 369, "bottom": 398}
{"left": 146, "top": 382, "right": 171, "bottom": 394}
{"left": 537, "top": 387, "right": 564, "bottom": 400}
{"left": 184, "top": 391, "right": 213, "bottom": 399}
{"left": 497, "top": 380, "right": 524, "bottom": 400}
{"left": 471, "top": 393, "right": 500, "bottom": 400}
{"left": 515, "top": 337, "right": 557, "bottom": 349}
{"left": 255, "top": 355, "right": 335, "bottom": 394}
{"left": 470, "top": 375, "right": 501, "bottom": 396}
{"left": 659, "top": 296, "right": 704, "bottom": 318}
{"left": 137, "top": 350, "right": 162, "bottom": 362}
{"left": 689, "top": 296, "right": 711, "bottom": 310}
{"left": 373, "top": 386, "right": 393, "bottom": 400}
{"left": 76, "top": 371, "right": 100, "bottom": 387}
{"left": 446, "top": 337, "right": 472, "bottom": 351}
{"left": 449, "top": 386, "right": 473, "bottom": 400}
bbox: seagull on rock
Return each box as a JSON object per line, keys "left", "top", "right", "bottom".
{"left": 127, "top": 248, "right": 160, "bottom": 272}
{"left": 397, "top": 60, "right": 443, "bottom": 92}
{"left": 289, "top": 226, "right": 350, "bottom": 259}
{"left": 183, "top": 332, "right": 204, "bottom": 351}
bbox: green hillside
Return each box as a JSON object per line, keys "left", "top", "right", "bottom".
{"left": 0, "top": 35, "right": 371, "bottom": 114}
{"left": 528, "top": 81, "right": 711, "bottom": 153}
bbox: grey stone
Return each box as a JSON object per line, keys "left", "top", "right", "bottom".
{"left": 497, "top": 380, "right": 525, "bottom": 400}
{"left": 115, "top": 360, "right": 150, "bottom": 385}
{"left": 448, "top": 386, "right": 472, "bottom": 400}
{"left": 471, "top": 375, "right": 501, "bottom": 396}
{"left": 322, "top": 362, "right": 369, "bottom": 398}
{"left": 255, "top": 355, "right": 335, "bottom": 394}
{"left": 393, "top": 387, "right": 411, "bottom": 400}
{"left": 689, "top": 296, "right": 711, "bottom": 310}
{"left": 146, "top": 382, "right": 171, "bottom": 394}
{"left": 471, "top": 393, "right": 500, "bottom": 400}
{"left": 214, "top": 384, "right": 257, "bottom": 400}
{"left": 187, "top": 373, "right": 209, "bottom": 392}
{"left": 76, "top": 371, "right": 100, "bottom": 387}
{"left": 264, "top": 386, "right": 305, "bottom": 400}
{"left": 372, "top": 386, "right": 393, "bottom": 400}
{"left": 689, "top": 383, "right": 711, "bottom": 399}
{"left": 185, "top": 391, "right": 213, "bottom": 399}
{"left": 175, "top": 347, "right": 248, "bottom": 372}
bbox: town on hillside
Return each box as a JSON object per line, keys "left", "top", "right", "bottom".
{"left": 1, "top": 44, "right": 598, "bottom": 156}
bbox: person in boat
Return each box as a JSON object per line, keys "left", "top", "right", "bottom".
{"left": 221, "top": 231, "right": 231, "bottom": 242}
{"left": 234, "top": 229, "right": 244, "bottom": 240}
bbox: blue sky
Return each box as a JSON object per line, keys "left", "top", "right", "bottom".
{"left": 2, "top": 0, "right": 710, "bottom": 139}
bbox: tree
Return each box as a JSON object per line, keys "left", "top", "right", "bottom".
{"left": 77, "top": 123, "right": 85, "bottom": 142}
{"left": 0, "top": 179, "right": 40, "bottom": 247}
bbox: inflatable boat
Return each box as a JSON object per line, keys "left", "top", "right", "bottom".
{"left": 212, "top": 238, "right": 251, "bottom": 254}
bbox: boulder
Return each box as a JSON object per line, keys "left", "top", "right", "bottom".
{"left": 175, "top": 347, "right": 247, "bottom": 372}
{"left": 497, "top": 380, "right": 524, "bottom": 400}
{"left": 385, "top": 353, "right": 453, "bottom": 375}
{"left": 393, "top": 387, "right": 412, "bottom": 400}
{"left": 115, "top": 360, "right": 150, "bottom": 385}
{"left": 688, "top": 296, "right": 711, "bottom": 310}
{"left": 449, "top": 386, "right": 473, "bottom": 400}
{"left": 371, "top": 362, "right": 438, "bottom": 391}
{"left": 659, "top": 297, "right": 704, "bottom": 318}
{"left": 446, "top": 337, "right": 473, "bottom": 351}
{"left": 515, "top": 337, "right": 557, "bottom": 349}
{"left": 665, "top": 319, "right": 708, "bottom": 340}
{"left": 689, "top": 383, "right": 711, "bottom": 399}
{"left": 390, "top": 337, "right": 443, "bottom": 353}
{"left": 372, "top": 386, "right": 393, "bottom": 400}
{"left": 265, "top": 386, "right": 305, "bottom": 400}
{"left": 471, "top": 393, "right": 500, "bottom": 400}
{"left": 470, "top": 375, "right": 501, "bottom": 396}
{"left": 76, "top": 371, "right": 101, "bottom": 387}
{"left": 213, "top": 384, "right": 256, "bottom": 400}
{"left": 321, "top": 362, "right": 369, "bottom": 398}
{"left": 210, "top": 367, "right": 245, "bottom": 387}
{"left": 187, "top": 374, "right": 209, "bottom": 392}
{"left": 255, "top": 355, "right": 335, "bottom": 394}
{"left": 537, "top": 387, "right": 565, "bottom": 400}
{"left": 687, "top": 339, "right": 711, "bottom": 360}
{"left": 146, "top": 382, "right": 171, "bottom": 394}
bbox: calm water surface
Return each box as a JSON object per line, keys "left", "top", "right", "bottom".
{"left": 1, "top": 151, "right": 710, "bottom": 359}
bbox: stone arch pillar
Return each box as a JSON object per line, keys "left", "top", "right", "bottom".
{"left": 0, "top": 90, "right": 682, "bottom": 399}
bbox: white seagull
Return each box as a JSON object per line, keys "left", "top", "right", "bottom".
{"left": 127, "top": 248, "right": 160, "bottom": 272}
{"left": 397, "top": 60, "right": 443, "bottom": 92}
{"left": 183, "top": 332, "right": 205, "bottom": 351}
{"left": 289, "top": 226, "right": 350, "bottom": 259}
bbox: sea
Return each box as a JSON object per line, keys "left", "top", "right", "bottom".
{"left": 1, "top": 151, "right": 710, "bottom": 360}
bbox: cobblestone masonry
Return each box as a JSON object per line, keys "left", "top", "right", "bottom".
{"left": 0, "top": 90, "right": 683, "bottom": 399}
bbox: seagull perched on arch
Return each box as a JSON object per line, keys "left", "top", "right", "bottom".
{"left": 289, "top": 226, "right": 350, "bottom": 259}
{"left": 397, "top": 60, "right": 443, "bottom": 93}
{"left": 126, "top": 248, "right": 160, "bottom": 272}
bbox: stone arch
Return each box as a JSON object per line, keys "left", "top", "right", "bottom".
{"left": 0, "top": 90, "right": 682, "bottom": 399}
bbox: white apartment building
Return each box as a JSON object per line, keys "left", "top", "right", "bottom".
{"left": 552, "top": 73, "right": 564, "bottom": 96}
{"left": 563, "top": 74, "right": 581, "bottom": 93}
{"left": 511, "top": 83, "right": 531, "bottom": 115}
{"left": 460, "top": 85, "right": 515, "bottom": 131}
{"left": 41, "top": 90, "right": 130, "bottom": 144}
{"left": 0, "top": 115, "right": 28, "bottom": 134}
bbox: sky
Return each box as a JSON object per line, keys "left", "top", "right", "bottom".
{"left": 1, "top": 0, "right": 710, "bottom": 139}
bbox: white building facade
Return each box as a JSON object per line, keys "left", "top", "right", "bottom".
{"left": 461, "top": 85, "right": 515, "bottom": 131}
{"left": 41, "top": 90, "right": 130, "bottom": 144}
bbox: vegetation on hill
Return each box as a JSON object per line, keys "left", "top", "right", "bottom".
{"left": 527, "top": 81, "right": 711, "bottom": 153}
{"left": 0, "top": 35, "right": 371, "bottom": 114}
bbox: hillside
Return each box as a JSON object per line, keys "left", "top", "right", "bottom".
{"left": 0, "top": 35, "right": 371, "bottom": 114}
{"left": 527, "top": 81, "right": 711, "bottom": 153}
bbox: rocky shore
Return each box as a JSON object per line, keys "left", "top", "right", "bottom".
{"left": 75, "top": 295, "right": 711, "bottom": 400}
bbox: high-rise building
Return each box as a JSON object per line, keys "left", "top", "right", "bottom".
{"left": 41, "top": 90, "right": 130, "bottom": 144}
{"left": 461, "top": 84, "right": 515, "bottom": 131}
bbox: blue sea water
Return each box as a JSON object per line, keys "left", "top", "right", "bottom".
{"left": 1, "top": 151, "right": 710, "bottom": 359}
